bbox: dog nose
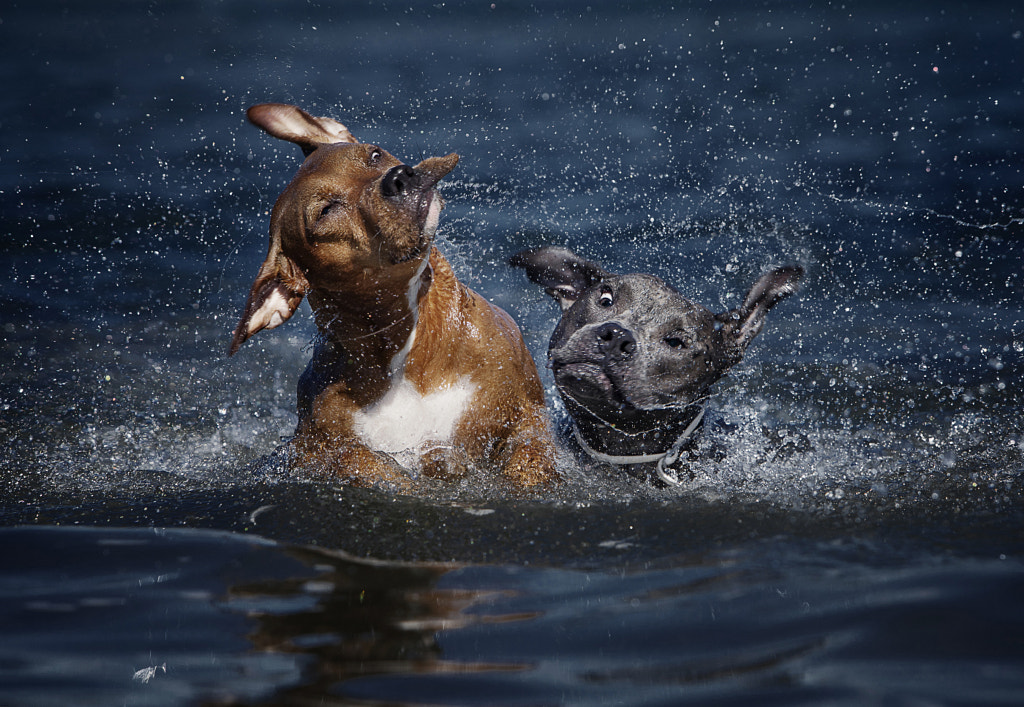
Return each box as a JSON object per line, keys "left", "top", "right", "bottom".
{"left": 595, "top": 323, "right": 636, "bottom": 360}
{"left": 381, "top": 164, "right": 417, "bottom": 197}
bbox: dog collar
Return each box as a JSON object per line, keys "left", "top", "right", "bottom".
{"left": 571, "top": 405, "right": 705, "bottom": 486}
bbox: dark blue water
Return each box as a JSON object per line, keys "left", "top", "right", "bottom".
{"left": 3, "top": 1, "right": 1024, "bottom": 704}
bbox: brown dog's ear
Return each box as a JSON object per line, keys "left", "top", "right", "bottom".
{"left": 247, "top": 103, "right": 357, "bottom": 156}
{"left": 229, "top": 247, "right": 309, "bottom": 356}
{"left": 716, "top": 265, "right": 803, "bottom": 352}
{"left": 509, "top": 246, "right": 613, "bottom": 311}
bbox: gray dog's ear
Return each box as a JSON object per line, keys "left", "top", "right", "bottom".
{"left": 509, "top": 246, "right": 613, "bottom": 311}
{"left": 717, "top": 265, "right": 803, "bottom": 351}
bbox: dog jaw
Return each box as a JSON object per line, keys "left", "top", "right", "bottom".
{"left": 405, "top": 154, "right": 458, "bottom": 249}
{"left": 422, "top": 192, "right": 442, "bottom": 239}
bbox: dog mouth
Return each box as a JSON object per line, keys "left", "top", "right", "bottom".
{"left": 552, "top": 360, "right": 633, "bottom": 411}
{"left": 411, "top": 157, "right": 456, "bottom": 237}
{"left": 388, "top": 193, "right": 444, "bottom": 264}
{"left": 382, "top": 188, "right": 440, "bottom": 265}
{"left": 384, "top": 154, "right": 458, "bottom": 264}
{"left": 418, "top": 191, "right": 443, "bottom": 238}
{"left": 552, "top": 356, "right": 703, "bottom": 415}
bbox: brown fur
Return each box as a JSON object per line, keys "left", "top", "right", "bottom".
{"left": 231, "top": 103, "right": 557, "bottom": 489}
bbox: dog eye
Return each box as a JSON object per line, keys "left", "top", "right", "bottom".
{"left": 368, "top": 149, "right": 382, "bottom": 164}
{"left": 664, "top": 337, "right": 688, "bottom": 349}
{"left": 317, "top": 199, "right": 344, "bottom": 222}
{"left": 598, "top": 290, "right": 614, "bottom": 307}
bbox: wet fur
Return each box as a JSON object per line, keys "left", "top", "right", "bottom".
{"left": 510, "top": 246, "right": 802, "bottom": 468}
{"left": 230, "top": 103, "right": 557, "bottom": 490}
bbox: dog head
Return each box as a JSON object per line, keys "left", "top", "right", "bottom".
{"left": 230, "top": 103, "right": 460, "bottom": 355}
{"left": 510, "top": 246, "right": 803, "bottom": 427}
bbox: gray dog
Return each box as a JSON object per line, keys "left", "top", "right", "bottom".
{"left": 510, "top": 246, "right": 803, "bottom": 484}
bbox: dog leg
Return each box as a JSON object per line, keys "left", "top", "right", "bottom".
{"left": 289, "top": 437, "right": 414, "bottom": 492}
{"left": 496, "top": 405, "right": 560, "bottom": 488}
{"left": 419, "top": 444, "right": 472, "bottom": 481}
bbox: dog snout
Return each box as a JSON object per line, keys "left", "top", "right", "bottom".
{"left": 595, "top": 323, "right": 636, "bottom": 360}
{"left": 381, "top": 164, "right": 417, "bottom": 198}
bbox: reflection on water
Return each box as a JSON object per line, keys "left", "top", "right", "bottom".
{"left": 243, "top": 539, "right": 1024, "bottom": 707}
{"left": 4, "top": 526, "right": 1022, "bottom": 706}
{"left": 229, "top": 546, "right": 528, "bottom": 705}
{"left": 0, "top": 527, "right": 310, "bottom": 706}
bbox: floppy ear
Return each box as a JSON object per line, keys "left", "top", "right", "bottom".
{"left": 229, "top": 238, "right": 309, "bottom": 356}
{"left": 508, "top": 246, "right": 613, "bottom": 311}
{"left": 717, "top": 265, "right": 803, "bottom": 351}
{"left": 247, "top": 103, "right": 357, "bottom": 156}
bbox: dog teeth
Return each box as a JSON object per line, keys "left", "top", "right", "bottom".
{"left": 422, "top": 193, "right": 442, "bottom": 237}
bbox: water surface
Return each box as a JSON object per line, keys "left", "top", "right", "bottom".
{"left": 2, "top": 1, "right": 1023, "bottom": 704}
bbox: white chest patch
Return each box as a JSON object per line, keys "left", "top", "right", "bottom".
{"left": 352, "top": 375, "right": 477, "bottom": 456}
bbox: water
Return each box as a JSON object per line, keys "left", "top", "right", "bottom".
{"left": 2, "top": 1, "right": 1023, "bottom": 704}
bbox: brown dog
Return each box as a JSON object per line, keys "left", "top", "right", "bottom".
{"left": 229, "top": 103, "right": 557, "bottom": 489}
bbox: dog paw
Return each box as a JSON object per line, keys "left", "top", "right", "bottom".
{"left": 502, "top": 444, "right": 559, "bottom": 488}
{"left": 287, "top": 439, "right": 414, "bottom": 491}
{"left": 419, "top": 445, "right": 471, "bottom": 481}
